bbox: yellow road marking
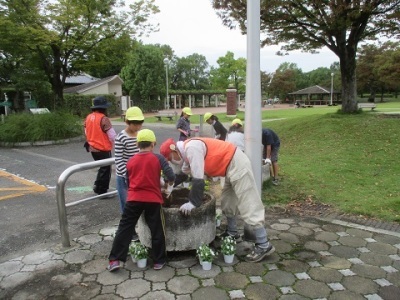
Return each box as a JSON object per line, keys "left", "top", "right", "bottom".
{"left": 0, "top": 170, "right": 47, "bottom": 201}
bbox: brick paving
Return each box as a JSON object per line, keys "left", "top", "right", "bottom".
{"left": 1, "top": 207, "right": 399, "bottom": 299}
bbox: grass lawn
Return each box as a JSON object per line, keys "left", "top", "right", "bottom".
{"left": 217, "top": 102, "right": 399, "bottom": 222}
{"left": 260, "top": 103, "right": 400, "bottom": 223}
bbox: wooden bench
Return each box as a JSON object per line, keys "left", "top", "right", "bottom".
{"left": 155, "top": 112, "right": 176, "bottom": 121}
{"left": 358, "top": 103, "right": 376, "bottom": 110}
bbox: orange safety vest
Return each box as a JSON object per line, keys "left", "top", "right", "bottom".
{"left": 185, "top": 138, "right": 236, "bottom": 177}
{"left": 85, "top": 112, "right": 112, "bottom": 151}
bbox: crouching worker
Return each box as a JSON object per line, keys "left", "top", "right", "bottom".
{"left": 107, "top": 129, "right": 175, "bottom": 272}
{"left": 160, "top": 138, "right": 275, "bottom": 262}
{"left": 160, "top": 138, "right": 188, "bottom": 187}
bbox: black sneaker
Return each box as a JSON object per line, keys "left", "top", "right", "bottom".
{"left": 272, "top": 179, "right": 279, "bottom": 186}
{"left": 219, "top": 230, "right": 242, "bottom": 243}
{"left": 131, "top": 234, "right": 139, "bottom": 243}
{"left": 245, "top": 244, "right": 275, "bottom": 262}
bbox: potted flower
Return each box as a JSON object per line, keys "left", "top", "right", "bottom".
{"left": 215, "top": 208, "right": 222, "bottom": 227}
{"left": 220, "top": 236, "right": 236, "bottom": 264}
{"left": 196, "top": 244, "right": 216, "bottom": 270}
{"left": 129, "top": 242, "right": 148, "bottom": 268}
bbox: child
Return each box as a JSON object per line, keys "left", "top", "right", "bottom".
{"left": 226, "top": 118, "right": 245, "bottom": 152}
{"left": 107, "top": 129, "right": 175, "bottom": 272}
{"left": 176, "top": 107, "right": 192, "bottom": 141}
{"left": 114, "top": 107, "right": 144, "bottom": 214}
{"left": 203, "top": 112, "right": 227, "bottom": 141}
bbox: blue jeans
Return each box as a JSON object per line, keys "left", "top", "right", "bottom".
{"left": 116, "top": 175, "right": 128, "bottom": 213}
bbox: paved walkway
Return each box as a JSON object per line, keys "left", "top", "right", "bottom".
{"left": 1, "top": 201, "right": 399, "bottom": 299}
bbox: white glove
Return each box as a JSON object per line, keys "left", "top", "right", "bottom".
{"left": 264, "top": 158, "right": 272, "bottom": 165}
{"left": 179, "top": 201, "right": 196, "bottom": 216}
{"left": 165, "top": 183, "right": 174, "bottom": 198}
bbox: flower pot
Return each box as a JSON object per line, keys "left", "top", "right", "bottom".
{"left": 216, "top": 219, "right": 221, "bottom": 227}
{"left": 137, "top": 258, "right": 147, "bottom": 268}
{"left": 223, "top": 254, "right": 234, "bottom": 264}
{"left": 202, "top": 261, "right": 212, "bottom": 270}
{"left": 131, "top": 255, "right": 137, "bottom": 263}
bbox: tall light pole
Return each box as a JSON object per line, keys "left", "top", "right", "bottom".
{"left": 330, "top": 72, "right": 334, "bottom": 106}
{"left": 245, "top": 0, "right": 262, "bottom": 193}
{"left": 163, "top": 58, "right": 169, "bottom": 110}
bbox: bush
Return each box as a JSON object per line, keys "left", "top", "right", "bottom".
{"left": 63, "top": 94, "right": 117, "bottom": 117}
{"left": 0, "top": 111, "right": 83, "bottom": 144}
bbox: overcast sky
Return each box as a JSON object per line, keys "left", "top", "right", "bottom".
{"left": 139, "top": 0, "right": 338, "bottom": 73}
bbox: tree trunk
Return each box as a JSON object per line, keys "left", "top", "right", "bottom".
{"left": 339, "top": 49, "right": 358, "bottom": 113}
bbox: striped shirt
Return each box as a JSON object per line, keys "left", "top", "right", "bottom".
{"left": 114, "top": 130, "right": 139, "bottom": 177}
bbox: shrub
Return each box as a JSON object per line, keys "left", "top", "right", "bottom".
{"left": 0, "top": 111, "right": 83, "bottom": 144}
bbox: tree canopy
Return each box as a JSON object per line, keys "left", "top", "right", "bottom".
{"left": 213, "top": 0, "right": 400, "bottom": 112}
{"left": 209, "top": 51, "right": 246, "bottom": 92}
{"left": 0, "top": 0, "right": 159, "bottom": 107}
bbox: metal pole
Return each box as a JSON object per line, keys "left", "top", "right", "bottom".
{"left": 245, "top": 0, "right": 262, "bottom": 193}
{"left": 56, "top": 158, "right": 115, "bottom": 247}
{"left": 330, "top": 73, "right": 334, "bottom": 105}
{"left": 164, "top": 58, "right": 169, "bottom": 110}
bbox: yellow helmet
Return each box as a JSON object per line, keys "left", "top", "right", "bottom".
{"left": 137, "top": 129, "right": 156, "bottom": 143}
{"left": 125, "top": 106, "right": 144, "bottom": 121}
{"left": 231, "top": 118, "right": 243, "bottom": 126}
{"left": 203, "top": 112, "right": 213, "bottom": 122}
{"left": 182, "top": 107, "right": 193, "bottom": 116}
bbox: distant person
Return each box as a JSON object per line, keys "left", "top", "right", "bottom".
{"left": 107, "top": 129, "right": 175, "bottom": 272}
{"left": 114, "top": 106, "right": 144, "bottom": 214}
{"left": 176, "top": 107, "right": 193, "bottom": 141}
{"left": 226, "top": 118, "right": 245, "bottom": 152}
{"left": 262, "top": 128, "right": 280, "bottom": 185}
{"left": 203, "top": 112, "right": 227, "bottom": 141}
{"left": 84, "top": 96, "right": 116, "bottom": 197}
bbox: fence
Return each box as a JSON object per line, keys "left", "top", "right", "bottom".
{"left": 56, "top": 158, "right": 116, "bottom": 247}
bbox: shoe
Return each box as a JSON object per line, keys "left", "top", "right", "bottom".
{"left": 272, "top": 179, "right": 279, "bottom": 186}
{"left": 245, "top": 244, "right": 275, "bottom": 263}
{"left": 131, "top": 234, "right": 139, "bottom": 243}
{"left": 107, "top": 260, "right": 120, "bottom": 272}
{"left": 219, "top": 230, "right": 242, "bottom": 243}
{"left": 153, "top": 262, "right": 166, "bottom": 270}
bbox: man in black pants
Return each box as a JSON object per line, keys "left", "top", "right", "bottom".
{"left": 84, "top": 96, "right": 116, "bottom": 196}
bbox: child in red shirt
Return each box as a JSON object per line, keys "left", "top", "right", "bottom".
{"left": 107, "top": 129, "right": 175, "bottom": 271}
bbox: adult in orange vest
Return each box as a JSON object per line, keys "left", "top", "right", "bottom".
{"left": 84, "top": 96, "right": 116, "bottom": 196}
{"left": 159, "top": 137, "right": 275, "bottom": 263}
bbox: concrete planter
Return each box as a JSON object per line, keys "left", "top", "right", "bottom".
{"left": 137, "top": 188, "right": 216, "bottom": 251}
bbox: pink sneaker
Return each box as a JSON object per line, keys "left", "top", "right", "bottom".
{"left": 107, "top": 260, "right": 120, "bottom": 272}
{"left": 153, "top": 262, "right": 166, "bottom": 270}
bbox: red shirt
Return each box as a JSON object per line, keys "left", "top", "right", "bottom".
{"left": 127, "top": 152, "right": 170, "bottom": 204}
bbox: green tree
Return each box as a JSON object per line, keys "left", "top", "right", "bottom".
{"left": 375, "top": 42, "right": 400, "bottom": 98}
{"left": 210, "top": 51, "right": 246, "bottom": 92}
{"left": 212, "top": 0, "right": 400, "bottom": 113}
{"left": 77, "top": 33, "right": 137, "bottom": 79}
{"left": 120, "top": 44, "right": 165, "bottom": 110}
{"left": 0, "top": 0, "right": 159, "bottom": 108}
{"left": 173, "top": 54, "right": 210, "bottom": 90}
{"left": 356, "top": 44, "right": 384, "bottom": 102}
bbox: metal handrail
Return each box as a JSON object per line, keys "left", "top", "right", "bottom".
{"left": 56, "top": 158, "right": 116, "bottom": 247}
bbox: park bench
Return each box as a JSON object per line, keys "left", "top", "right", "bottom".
{"left": 358, "top": 103, "right": 376, "bottom": 110}
{"left": 155, "top": 111, "right": 176, "bottom": 121}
